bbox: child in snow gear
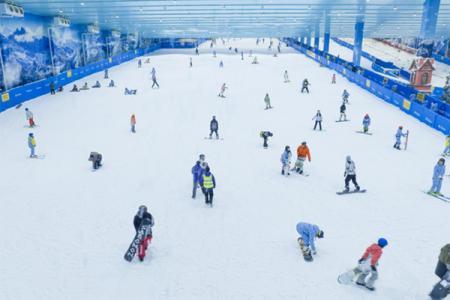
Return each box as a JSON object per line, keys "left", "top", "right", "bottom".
{"left": 353, "top": 238, "right": 388, "bottom": 291}
{"left": 296, "top": 222, "right": 324, "bottom": 261}
{"left": 394, "top": 126, "right": 407, "bottom": 149}
{"left": 260, "top": 131, "right": 273, "bottom": 148}
{"left": 71, "top": 84, "right": 79, "bottom": 92}
{"left": 124, "top": 88, "right": 137, "bottom": 95}
{"left": 191, "top": 161, "right": 204, "bottom": 198}
{"left": 332, "top": 74, "right": 336, "bottom": 84}
{"left": 88, "top": 152, "right": 102, "bottom": 170}
{"left": 133, "top": 205, "right": 154, "bottom": 261}
{"left": 344, "top": 156, "right": 360, "bottom": 192}
{"left": 92, "top": 81, "right": 101, "bottom": 88}
{"left": 130, "top": 114, "right": 136, "bottom": 133}
{"left": 80, "top": 82, "right": 89, "bottom": 90}
{"left": 264, "top": 93, "right": 272, "bottom": 109}
{"left": 339, "top": 103, "right": 347, "bottom": 121}
{"left": 301, "top": 79, "right": 310, "bottom": 93}
{"left": 430, "top": 244, "right": 450, "bottom": 299}
{"left": 284, "top": 70, "right": 289, "bottom": 82}
{"left": 108, "top": 80, "right": 115, "bottom": 87}
{"left": 25, "top": 108, "right": 35, "bottom": 127}
{"left": 50, "top": 81, "right": 55, "bottom": 95}
{"left": 200, "top": 166, "right": 216, "bottom": 206}
{"left": 342, "top": 89, "right": 350, "bottom": 104}
{"left": 429, "top": 158, "right": 446, "bottom": 196}
{"left": 295, "top": 142, "right": 311, "bottom": 174}
{"left": 209, "top": 116, "right": 219, "bottom": 139}
{"left": 362, "top": 114, "right": 371, "bottom": 133}
{"left": 218, "top": 83, "right": 227, "bottom": 98}
{"left": 443, "top": 136, "right": 450, "bottom": 156}
{"left": 28, "top": 133, "right": 36, "bottom": 158}
{"left": 280, "top": 146, "right": 292, "bottom": 176}
{"left": 312, "top": 110, "right": 323, "bottom": 131}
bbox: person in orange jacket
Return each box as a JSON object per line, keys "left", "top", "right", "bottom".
{"left": 130, "top": 114, "right": 136, "bottom": 133}
{"left": 294, "top": 141, "right": 311, "bottom": 174}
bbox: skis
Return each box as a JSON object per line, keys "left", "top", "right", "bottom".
{"left": 336, "top": 189, "right": 367, "bottom": 195}
{"left": 297, "top": 238, "right": 313, "bottom": 262}
{"left": 423, "top": 191, "right": 450, "bottom": 203}
{"left": 355, "top": 131, "right": 372, "bottom": 135}
{"left": 124, "top": 223, "right": 151, "bottom": 262}
{"left": 28, "top": 155, "right": 46, "bottom": 159}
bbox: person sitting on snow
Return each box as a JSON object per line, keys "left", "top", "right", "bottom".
{"left": 71, "top": 84, "right": 79, "bottom": 92}
{"left": 124, "top": 88, "right": 137, "bottom": 95}
{"left": 80, "top": 82, "right": 89, "bottom": 90}
{"left": 108, "top": 80, "right": 115, "bottom": 87}
{"left": 92, "top": 81, "right": 101, "bottom": 88}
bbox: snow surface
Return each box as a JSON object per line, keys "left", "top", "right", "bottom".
{"left": 0, "top": 38, "right": 448, "bottom": 300}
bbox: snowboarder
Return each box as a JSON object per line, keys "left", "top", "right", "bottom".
{"left": 428, "top": 158, "right": 446, "bottom": 196}
{"left": 92, "top": 81, "right": 101, "bottom": 88}
{"left": 362, "top": 114, "right": 371, "bottom": 133}
{"left": 301, "top": 79, "right": 310, "bottom": 93}
{"left": 50, "top": 81, "right": 55, "bottom": 95}
{"left": 294, "top": 142, "right": 311, "bottom": 174}
{"left": 443, "top": 135, "right": 450, "bottom": 156}
{"left": 209, "top": 116, "right": 219, "bottom": 139}
{"left": 195, "top": 47, "right": 199, "bottom": 56}
{"left": 264, "top": 93, "right": 272, "bottom": 109}
{"left": 429, "top": 244, "right": 450, "bottom": 299}
{"left": 252, "top": 56, "right": 258, "bottom": 64}
{"left": 88, "top": 152, "right": 102, "bottom": 170}
{"left": 344, "top": 155, "right": 360, "bottom": 192}
{"left": 25, "top": 108, "right": 35, "bottom": 128}
{"left": 260, "top": 131, "right": 273, "bottom": 148}
{"left": 393, "top": 126, "right": 407, "bottom": 150}
{"left": 296, "top": 222, "right": 324, "bottom": 261}
{"left": 189, "top": 57, "right": 193, "bottom": 68}
{"left": 138, "top": 59, "right": 142, "bottom": 68}
{"left": 339, "top": 238, "right": 388, "bottom": 291}
{"left": 108, "top": 80, "right": 115, "bottom": 87}
{"left": 342, "top": 89, "right": 350, "bottom": 104}
{"left": 312, "top": 110, "right": 323, "bottom": 131}
{"left": 280, "top": 146, "right": 292, "bottom": 176}
{"left": 332, "top": 73, "right": 336, "bottom": 84}
{"left": 284, "top": 70, "right": 290, "bottom": 83}
{"left": 133, "top": 205, "right": 154, "bottom": 261}
{"left": 191, "top": 160, "right": 203, "bottom": 198}
{"left": 80, "top": 82, "right": 89, "bottom": 90}
{"left": 219, "top": 60, "right": 224, "bottom": 68}
{"left": 200, "top": 166, "right": 216, "bottom": 206}
{"left": 339, "top": 103, "right": 347, "bottom": 121}
{"left": 218, "top": 83, "right": 227, "bottom": 98}
{"left": 71, "top": 84, "right": 79, "bottom": 92}
{"left": 104, "top": 69, "right": 109, "bottom": 79}
{"left": 28, "top": 133, "right": 37, "bottom": 158}
{"left": 130, "top": 114, "right": 136, "bottom": 133}
{"left": 151, "top": 68, "right": 159, "bottom": 88}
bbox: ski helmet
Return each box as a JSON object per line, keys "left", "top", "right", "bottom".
{"left": 377, "top": 238, "right": 388, "bottom": 248}
{"left": 399, "top": 126, "right": 403, "bottom": 129}
{"left": 285, "top": 145, "right": 290, "bottom": 151}
{"left": 29, "top": 133, "right": 33, "bottom": 136}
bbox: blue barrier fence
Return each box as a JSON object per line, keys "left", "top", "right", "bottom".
{"left": 432, "top": 53, "right": 450, "bottom": 66}
{"left": 0, "top": 40, "right": 201, "bottom": 113}
{"left": 284, "top": 38, "right": 450, "bottom": 135}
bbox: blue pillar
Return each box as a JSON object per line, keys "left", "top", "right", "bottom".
{"left": 352, "top": 20, "right": 364, "bottom": 66}
{"left": 306, "top": 28, "right": 311, "bottom": 47}
{"left": 323, "top": 14, "right": 331, "bottom": 52}
{"left": 420, "top": 0, "right": 441, "bottom": 38}
{"left": 314, "top": 23, "right": 320, "bottom": 49}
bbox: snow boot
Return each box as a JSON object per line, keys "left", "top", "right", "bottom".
{"left": 355, "top": 186, "right": 360, "bottom": 192}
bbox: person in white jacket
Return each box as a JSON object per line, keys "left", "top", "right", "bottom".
{"left": 344, "top": 156, "right": 360, "bottom": 192}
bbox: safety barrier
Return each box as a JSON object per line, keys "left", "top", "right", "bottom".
{"left": 284, "top": 38, "right": 450, "bottom": 135}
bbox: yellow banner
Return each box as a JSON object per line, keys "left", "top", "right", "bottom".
{"left": 1, "top": 93, "right": 9, "bottom": 102}
{"left": 67, "top": 70, "right": 72, "bottom": 78}
{"left": 403, "top": 99, "right": 411, "bottom": 110}
{"left": 365, "top": 79, "right": 371, "bottom": 88}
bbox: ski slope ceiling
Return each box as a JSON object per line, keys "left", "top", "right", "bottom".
{"left": 14, "top": 0, "right": 450, "bottom": 38}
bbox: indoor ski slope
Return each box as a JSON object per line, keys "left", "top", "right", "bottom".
{"left": 0, "top": 39, "right": 448, "bottom": 300}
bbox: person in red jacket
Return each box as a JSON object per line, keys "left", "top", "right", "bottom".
{"left": 354, "top": 238, "right": 388, "bottom": 291}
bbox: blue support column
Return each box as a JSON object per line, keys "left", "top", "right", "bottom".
{"left": 352, "top": 20, "right": 364, "bottom": 66}
{"left": 314, "top": 23, "right": 320, "bottom": 49}
{"left": 420, "top": 0, "right": 441, "bottom": 38}
{"left": 323, "top": 14, "right": 331, "bottom": 53}
{"left": 306, "top": 29, "right": 311, "bottom": 47}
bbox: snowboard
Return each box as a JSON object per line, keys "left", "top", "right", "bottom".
{"left": 124, "top": 223, "right": 151, "bottom": 262}
{"left": 204, "top": 137, "right": 224, "bottom": 140}
{"left": 28, "top": 154, "right": 45, "bottom": 159}
{"left": 423, "top": 191, "right": 450, "bottom": 203}
{"left": 217, "top": 95, "right": 226, "bottom": 98}
{"left": 336, "top": 189, "right": 367, "bottom": 195}
{"left": 264, "top": 107, "right": 274, "bottom": 110}
{"left": 15, "top": 103, "right": 23, "bottom": 109}
{"left": 356, "top": 131, "right": 372, "bottom": 135}
{"left": 338, "top": 269, "right": 356, "bottom": 285}
{"left": 335, "top": 120, "right": 350, "bottom": 123}
{"left": 430, "top": 280, "right": 450, "bottom": 299}
{"left": 297, "top": 238, "right": 313, "bottom": 262}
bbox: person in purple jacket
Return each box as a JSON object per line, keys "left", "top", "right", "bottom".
{"left": 191, "top": 161, "right": 204, "bottom": 199}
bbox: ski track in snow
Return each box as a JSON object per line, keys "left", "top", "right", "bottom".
{"left": 0, "top": 38, "right": 448, "bottom": 300}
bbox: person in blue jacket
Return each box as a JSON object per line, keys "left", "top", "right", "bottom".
{"left": 394, "top": 126, "right": 407, "bottom": 150}
{"left": 199, "top": 166, "right": 216, "bottom": 206}
{"left": 280, "top": 146, "right": 292, "bottom": 176}
{"left": 296, "top": 222, "right": 324, "bottom": 256}
{"left": 362, "top": 114, "right": 371, "bottom": 133}
{"left": 428, "top": 158, "right": 446, "bottom": 196}
{"left": 191, "top": 161, "right": 203, "bottom": 199}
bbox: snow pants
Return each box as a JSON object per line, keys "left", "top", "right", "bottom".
{"left": 265, "top": 101, "right": 272, "bottom": 109}
{"left": 209, "top": 129, "right": 219, "bottom": 139}
{"left": 28, "top": 118, "right": 35, "bottom": 127}
{"left": 138, "top": 234, "right": 152, "bottom": 261}
{"left": 339, "top": 113, "right": 347, "bottom": 121}
{"left": 345, "top": 175, "right": 359, "bottom": 189}
{"left": 192, "top": 179, "right": 199, "bottom": 198}
{"left": 152, "top": 79, "right": 159, "bottom": 88}
{"left": 295, "top": 157, "right": 305, "bottom": 173}
{"left": 354, "top": 263, "right": 378, "bottom": 289}
{"left": 301, "top": 86, "right": 309, "bottom": 93}
{"left": 262, "top": 136, "right": 268, "bottom": 148}
{"left": 314, "top": 121, "right": 322, "bottom": 130}
{"left": 131, "top": 125, "right": 135, "bottom": 133}
{"left": 281, "top": 163, "right": 290, "bottom": 176}
{"left": 204, "top": 188, "right": 214, "bottom": 204}
{"left": 430, "top": 178, "right": 443, "bottom": 193}
{"left": 29, "top": 146, "right": 35, "bottom": 157}
{"left": 363, "top": 126, "right": 369, "bottom": 133}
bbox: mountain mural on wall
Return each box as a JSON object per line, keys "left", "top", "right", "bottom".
{"left": 83, "top": 33, "right": 106, "bottom": 64}
{"left": 50, "top": 26, "right": 82, "bottom": 73}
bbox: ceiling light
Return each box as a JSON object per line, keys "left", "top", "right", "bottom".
{"left": 80, "top": 2, "right": 85, "bottom": 6}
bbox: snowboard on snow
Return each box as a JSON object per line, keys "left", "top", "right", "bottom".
{"left": 335, "top": 120, "right": 350, "bottom": 123}
{"left": 297, "top": 238, "right": 313, "bottom": 262}
{"left": 356, "top": 131, "right": 372, "bottom": 135}
{"left": 204, "top": 137, "right": 224, "bottom": 140}
{"left": 336, "top": 189, "right": 366, "bottom": 195}
{"left": 338, "top": 269, "right": 356, "bottom": 285}
{"left": 423, "top": 191, "right": 450, "bottom": 203}
{"left": 124, "top": 223, "right": 151, "bottom": 262}
{"left": 28, "top": 154, "right": 46, "bottom": 159}
{"left": 430, "top": 280, "right": 450, "bottom": 299}
{"left": 264, "top": 107, "right": 274, "bottom": 110}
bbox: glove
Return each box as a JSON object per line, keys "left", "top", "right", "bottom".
{"left": 371, "top": 265, "right": 377, "bottom": 272}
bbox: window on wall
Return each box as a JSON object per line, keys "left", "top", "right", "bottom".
{"left": 421, "top": 72, "right": 429, "bottom": 85}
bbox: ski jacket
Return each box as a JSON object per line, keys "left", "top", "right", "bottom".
{"left": 210, "top": 120, "right": 219, "bottom": 130}
{"left": 433, "top": 163, "right": 446, "bottom": 180}
{"left": 131, "top": 115, "right": 136, "bottom": 125}
{"left": 296, "top": 222, "right": 320, "bottom": 252}
{"left": 313, "top": 113, "right": 322, "bottom": 122}
{"left": 134, "top": 211, "right": 154, "bottom": 232}
{"left": 200, "top": 172, "right": 216, "bottom": 189}
{"left": 340, "top": 104, "right": 346, "bottom": 113}
{"left": 345, "top": 160, "right": 356, "bottom": 176}
{"left": 28, "top": 136, "right": 36, "bottom": 148}
{"left": 281, "top": 150, "right": 291, "bottom": 165}
{"left": 342, "top": 91, "right": 349, "bottom": 99}
{"left": 151, "top": 68, "right": 156, "bottom": 76}
{"left": 439, "top": 244, "right": 450, "bottom": 265}
{"left": 361, "top": 243, "right": 383, "bottom": 267}
{"left": 296, "top": 145, "right": 311, "bottom": 161}
{"left": 191, "top": 162, "right": 203, "bottom": 182}
{"left": 396, "top": 129, "right": 406, "bottom": 138}
{"left": 26, "top": 110, "right": 33, "bottom": 120}
{"left": 88, "top": 152, "right": 102, "bottom": 163}
{"left": 363, "top": 116, "right": 371, "bottom": 127}
{"left": 264, "top": 95, "right": 271, "bottom": 104}
{"left": 302, "top": 80, "right": 309, "bottom": 87}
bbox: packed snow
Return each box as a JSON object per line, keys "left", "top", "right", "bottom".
{"left": 0, "top": 38, "right": 448, "bottom": 300}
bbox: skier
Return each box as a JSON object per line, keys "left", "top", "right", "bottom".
{"left": 344, "top": 155, "right": 360, "bottom": 192}
{"left": 312, "top": 110, "right": 323, "bottom": 131}
{"left": 130, "top": 114, "right": 136, "bottom": 133}
{"left": 151, "top": 68, "right": 159, "bottom": 88}
{"left": 301, "top": 79, "right": 310, "bottom": 93}
{"left": 189, "top": 57, "right": 193, "bottom": 68}
{"left": 442, "top": 135, "right": 450, "bottom": 156}
{"left": 138, "top": 59, "right": 142, "bottom": 68}
{"left": 260, "top": 131, "right": 273, "bottom": 148}
{"left": 284, "top": 70, "right": 290, "bottom": 83}
{"left": 280, "top": 146, "right": 292, "bottom": 176}
{"left": 88, "top": 152, "right": 102, "bottom": 170}
{"left": 430, "top": 244, "right": 450, "bottom": 299}
{"left": 71, "top": 84, "right": 79, "bottom": 92}
{"left": 362, "top": 114, "right": 371, "bottom": 133}
{"left": 295, "top": 142, "right": 311, "bottom": 174}
{"left": 342, "top": 89, "right": 350, "bottom": 104}
{"left": 104, "top": 69, "right": 109, "bottom": 79}
{"left": 92, "top": 81, "right": 101, "bottom": 88}
{"left": 25, "top": 108, "right": 35, "bottom": 128}
{"left": 191, "top": 160, "right": 203, "bottom": 198}
{"left": 296, "top": 222, "right": 324, "bottom": 260}
{"left": 28, "top": 133, "right": 37, "bottom": 158}
{"left": 218, "top": 83, "right": 227, "bottom": 98}
{"left": 199, "top": 166, "right": 216, "bottom": 206}
{"left": 332, "top": 73, "right": 336, "bottom": 84}
{"left": 428, "top": 158, "right": 446, "bottom": 196}
{"left": 50, "top": 81, "right": 55, "bottom": 95}
{"left": 339, "top": 103, "right": 347, "bottom": 121}
{"left": 195, "top": 47, "right": 199, "bottom": 55}
{"left": 108, "top": 80, "right": 115, "bottom": 87}
{"left": 252, "top": 56, "right": 258, "bottom": 64}
{"left": 393, "top": 126, "right": 407, "bottom": 150}
{"left": 133, "top": 205, "right": 154, "bottom": 262}
{"left": 219, "top": 60, "right": 224, "bottom": 68}
{"left": 209, "top": 116, "right": 219, "bottom": 139}
{"left": 264, "top": 93, "right": 272, "bottom": 109}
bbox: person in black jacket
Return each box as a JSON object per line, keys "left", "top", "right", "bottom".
{"left": 133, "top": 205, "right": 154, "bottom": 261}
{"left": 209, "top": 116, "right": 219, "bottom": 139}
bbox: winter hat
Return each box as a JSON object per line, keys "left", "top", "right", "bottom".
{"left": 285, "top": 146, "right": 290, "bottom": 151}
{"left": 439, "top": 158, "right": 445, "bottom": 164}
{"left": 346, "top": 155, "right": 351, "bottom": 161}
{"left": 29, "top": 133, "right": 33, "bottom": 136}
{"left": 205, "top": 166, "right": 210, "bottom": 173}
{"left": 316, "top": 230, "right": 324, "bottom": 239}
{"left": 378, "top": 238, "right": 388, "bottom": 248}
{"left": 301, "top": 141, "right": 307, "bottom": 145}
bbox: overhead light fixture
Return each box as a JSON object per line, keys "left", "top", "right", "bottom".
{"left": 80, "top": 2, "right": 85, "bottom": 6}
{"left": 53, "top": 15, "right": 70, "bottom": 27}
{"left": 0, "top": 2, "right": 25, "bottom": 18}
